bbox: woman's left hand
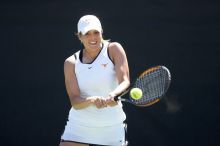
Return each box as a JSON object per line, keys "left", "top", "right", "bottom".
{"left": 105, "top": 93, "right": 118, "bottom": 107}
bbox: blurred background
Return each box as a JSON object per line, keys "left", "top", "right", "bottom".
{"left": 1, "top": 0, "right": 220, "bottom": 146}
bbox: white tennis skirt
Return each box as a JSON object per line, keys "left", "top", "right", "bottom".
{"left": 61, "top": 121, "right": 127, "bottom": 146}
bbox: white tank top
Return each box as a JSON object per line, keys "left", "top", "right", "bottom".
{"left": 68, "top": 41, "right": 126, "bottom": 127}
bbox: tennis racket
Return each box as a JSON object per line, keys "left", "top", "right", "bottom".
{"left": 114, "top": 66, "right": 171, "bottom": 107}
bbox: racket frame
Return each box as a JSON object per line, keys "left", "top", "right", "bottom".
{"left": 114, "top": 65, "right": 171, "bottom": 107}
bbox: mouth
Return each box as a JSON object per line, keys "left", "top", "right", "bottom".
{"left": 89, "top": 41, "right": 97, "bottom": 45}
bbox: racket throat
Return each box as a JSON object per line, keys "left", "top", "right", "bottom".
{"left": 116, "top": 97, "right": 132, "bottom": 103}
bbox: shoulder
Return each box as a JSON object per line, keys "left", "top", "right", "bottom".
{"left": 65, "top": 54, "right": 75, "bottom": 64}
{"left": 109, "top": 42, "right": 123, "bottom": 50}
{"left": 64, "top": 50, "right": 81, "bottom": 64}
{"left": 108, "top": 42, "right": 126, "bottom": 55}
{"left": 108, "top": 42, "right": 125, "bottom": 55}
{"left": 64, "top": 53, "right": 78, "bottom": 70}
{"left": 108, "top": 42, "right": 127, "bottom": 63}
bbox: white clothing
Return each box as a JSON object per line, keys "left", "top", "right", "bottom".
{"left": 62, "top": 123, "right": 127, "bottom": 146}
{"left": 61, "top": 41, "right": 127, "bottom": 145}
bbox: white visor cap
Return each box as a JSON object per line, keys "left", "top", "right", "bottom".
{"left": 77, "top": 15, "right": 102, "bottom": 35}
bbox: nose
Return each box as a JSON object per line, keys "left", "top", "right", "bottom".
{"left": 90, "top": 33, "right": 96, "bottom": 40}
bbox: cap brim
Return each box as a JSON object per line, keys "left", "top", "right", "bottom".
{"left": 81, "top": 26, "right": 102, "bottom": 35}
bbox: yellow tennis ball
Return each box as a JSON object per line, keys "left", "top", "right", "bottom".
{"left": 130, "top": 88, "right": 143, "bottom": 100}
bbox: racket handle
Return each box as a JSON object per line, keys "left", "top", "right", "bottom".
{"left": 114, "top": 96, "right": 129, "bottom": 103}
{"left": 114, "top": 96, "right": 121, "bottom": 101}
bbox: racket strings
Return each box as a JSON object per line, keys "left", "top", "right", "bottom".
{"left": 131, "top": 67, "right": 170, "bottom": 105}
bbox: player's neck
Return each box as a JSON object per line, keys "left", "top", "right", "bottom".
{"left": 84, "top": 43, "right": 103, "bottom": 58}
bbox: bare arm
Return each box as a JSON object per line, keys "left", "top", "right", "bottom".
{"left": 64, "top": 55, "right": 107, "bottom": 109}
{"left": 106, "top": 42, "right": 130, "bottom": 105}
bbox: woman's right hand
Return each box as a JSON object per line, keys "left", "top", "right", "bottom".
{"left": 89, "top": 96, "right": 108, "bottom": 109}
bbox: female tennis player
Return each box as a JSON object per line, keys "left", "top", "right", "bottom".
{"left": 59, "top": 15, "right": 130, "bottom": 146}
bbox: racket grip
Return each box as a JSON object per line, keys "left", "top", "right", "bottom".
{"left": 114, "top": 96, "right": 120, "bottom": 101}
